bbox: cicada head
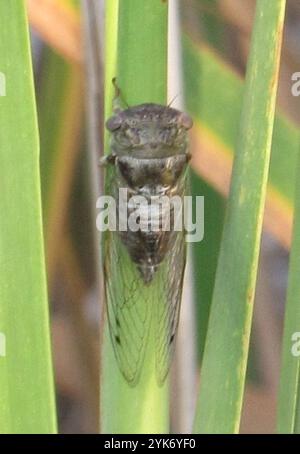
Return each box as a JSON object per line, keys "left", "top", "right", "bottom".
{"left": 106, "top": 103, "right": 193, "bottom": 158}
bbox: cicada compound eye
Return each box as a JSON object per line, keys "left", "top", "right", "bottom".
{"left": 178, "top": 112, "right": 193, "bottom": 130}
{"left": 106, "top": 114, "right": 123, "bottom": 131}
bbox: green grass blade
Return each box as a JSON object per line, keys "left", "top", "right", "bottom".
{"left": 38, "top": 49, "right": 78, "bottom": 218}
{"left": 0, "top": 0, "right": 56, "bottom": 433}
{"left": 278, "top": 151, "right": 300, "bottom": 433}
{"left": 193, "top": 0, "right": 286, "bottom": 434}
{"left": 194, "top": 0, "right": 225, "bottom": 51}
{"left": 38, "top": 47, "right": 83, "bottom": 285}
{"left": 191, "top": 173, "right": 225, "bottom": 360}
{"left": 100, "top": 0, "right": 169, "bottom": 434}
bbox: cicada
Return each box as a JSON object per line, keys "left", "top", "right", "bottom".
{"left": 102, "top": 102, "right": 193, "bottom": 386}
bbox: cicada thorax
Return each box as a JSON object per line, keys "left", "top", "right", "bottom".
{"left": 115, "top": 153, "right": 188, "bottom": 283}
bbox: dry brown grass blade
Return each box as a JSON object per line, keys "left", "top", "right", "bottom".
{"left": 26, "top": 0, "right": 82, "bottom": 64}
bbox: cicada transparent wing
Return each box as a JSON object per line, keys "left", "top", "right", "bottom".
{"left": 154, "top": 229, "right": 186, "bottom": 385}
{"left": 104, "top": 228, "right": 186, "bottom": 386}
{"left": 154, "top": 174, "right": 188, "bottom": 384}
{"left": 104, "top": 230, "right": 153, "bottom": 385}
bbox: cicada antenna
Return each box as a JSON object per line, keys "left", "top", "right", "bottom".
{"left": 167, "top": 93, "right": 181, "bottom": 108}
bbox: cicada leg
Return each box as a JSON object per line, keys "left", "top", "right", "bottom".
{"left": 98, "top": 154, "right": 116, "bottom": 167}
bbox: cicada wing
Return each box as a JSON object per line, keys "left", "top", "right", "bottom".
{"left": 104, "top": 230, "right": 153, "bottom": 386}
{"left": 155, "top": 229, "right": 186, "bottom": 385}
